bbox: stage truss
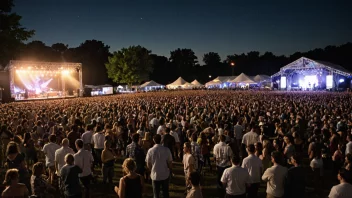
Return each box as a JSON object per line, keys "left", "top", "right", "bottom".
{"left": 6, "top": 60, "right": 83, "bottom": 99}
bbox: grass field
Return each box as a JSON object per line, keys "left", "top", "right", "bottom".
{"left": 90, "top": 157, "right": 335, "bottom": 198}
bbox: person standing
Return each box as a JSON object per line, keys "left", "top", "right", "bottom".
{"left": 92, "top": 126, "right": 105, "bottom": 167}
{"left": 186, "top": 172, "right": 203, "bottom": 198}
{"left": 284, "top": 154, "right": 306, "bottom": 198}
{"left": 262, "top": 151, "right": 288, "bottom": 198}
{"left": 213, "top": 134, "right": 233, "bottom": 189}
{"left": 126, "top": 133, "right": 146, "bottom": 176}
{"left": 345, "top": 134, "right": 352, "bottom": 155}
{"left": 81, "top": 124, "right": 94, "bottom": 151}
{"left": 60, "top": 154, "right": 83, "bottom": 198}
{"left": 242, "top": 144, "right": 263, "bottom": 198}
{"left": 328, "top": 168, "right": 352, "bottom": 198}
{"left": 55, "top": 138, "right": 74, "bottom": 177}
{"left": 242, "top": 125, "right": 260, "bottom": 158}
{"left": 162, "top": 127, "right": 176, "bottom": 160}
{"left": 42, "top": 135, "right": 60, "bottom": 185}
{"left": 146, "top": 134, "right": 172, "bottom": 198}
{"left": 234, "top": 121, "right": 244, "bottom": 150}
{"left": 74, "top": 139, "right": 94, "bottom": 198}
{"left": 183, "top": 142, "right": 196, "bottom": 188}
{"left": 101, "top": 140, "right": 116, "bottom": 184}
{"left": 1, "top": 169, "right": 29, "bottom": 198}
{"left": 115, "top": 158, "right": 145, "bottom": 198}
{"left": 221, "top": 155, "right": 250, "bottom": 198}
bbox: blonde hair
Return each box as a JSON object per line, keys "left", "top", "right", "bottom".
{"left": 3, "top": 169, "right": 19, "bottom": 185}
{"left": 122, "top": 158, "right": 136, "bottom": 174}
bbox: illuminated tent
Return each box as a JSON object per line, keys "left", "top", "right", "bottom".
{"left": 253, "top": 75, "right": 271, "bottom": 83}
{"left": 229, "top": 73, "right": 256, "bottom": 84}
{"left": 140, "top": 80, "right": 164, "bottom": 88}
{"left": 205, "top": 76, "right": 236, "bottom": 87}
{"left": 167, "top": 77, "right": 190, "bottom": 89}
{"left": 191, "top": 80, "right": 203, "bottom": 87}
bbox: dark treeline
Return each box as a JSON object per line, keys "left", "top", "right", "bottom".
{"left": 5, "top": 41, "right": 352, "bottom": 85}
{"left": 1, "top": 0, "right": 352, "bottom": 85}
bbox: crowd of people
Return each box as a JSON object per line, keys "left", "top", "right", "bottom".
{"left": 0, "top": 90, "right": 352, "bottom": 198}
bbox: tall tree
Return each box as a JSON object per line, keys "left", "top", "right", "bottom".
{"left": 0, "top": 0, "right": 35, "bottom": 66}
{"left": 149, "top": 54, "right": 170, "bottom": 84}
{"left": 51, "top": 43, "right": 68, "bottom": 53}
{"left": 106, "top": 45, "right": 153, "bottom": 86}
{"left": 203, "top": 52, "right": 221, "bottom": 66}
{"left": 169, "top": 48, "right": 198, "bottom": 80}
{"left": 72, "top": 40, "right": 111, "bottom": 85}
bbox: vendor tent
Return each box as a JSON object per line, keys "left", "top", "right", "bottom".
{"left": 253, "top": 75, "right": 271, "bottom": 83}
{"left": 230, "top": 73, "right": 256, "bottom": 84}
{"left": 191, "top": 80, "right": 203, "bottom": 87}
{"left": 167, "top": 77, "right": 190, "bottom": 89}
{"left": 140, "top": 80, "right": 164, "bottom": 88}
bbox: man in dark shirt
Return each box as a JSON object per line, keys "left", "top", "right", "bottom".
{"left": 61, "top": 153, "right": 83, "bottom": 198}
{"left": 284, "top": 154, "right": 306, "bottom": 198}
{"left": 162, "top": 127, "right": 176, "bottom": 159}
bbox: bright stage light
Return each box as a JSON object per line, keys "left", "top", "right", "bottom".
{"left": 280, "top": 76, "right": 286, "bottom": 89}
{"left": 339, "top": 79, "right": 344, "bottom": 83}
{"left": 62, "top": 70, "right": 70, "bottom": 76}
{"left": 326, "top": 75, "right": 333, "bottom": 89}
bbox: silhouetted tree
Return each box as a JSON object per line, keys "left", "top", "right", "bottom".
{"left": 0, "top": 0, "right": 34, "bottom": 66}
{"left": 169, "top": 48, "right": 198, "bottom": 80}
{"left": 149, "top": 54, "right": 170, "bottom": 84}
{"left": 72, "top": 40, "right": 111, "bottom": 85}
{"left": 51, "top": 43, "right": 68, "bottom": 53}
{"left": 106, "top": 45, "right": 153, "bottom": 87}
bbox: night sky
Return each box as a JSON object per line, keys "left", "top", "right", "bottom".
{"left": 14, "top": 0, "right": 352, "bottom": 61}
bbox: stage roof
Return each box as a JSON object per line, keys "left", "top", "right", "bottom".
{"left": 272, "top": 57, "right": 352, "bottom": 77}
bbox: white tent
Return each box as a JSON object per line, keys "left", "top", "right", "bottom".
{"left": 167, "top": 77, "right": 190, "bottom": 89}
{"left": 253, "top": 75, "right": 271, "bottom": 83}
{"left": 191, "top": 80, "right": 203, "bottom": 87}
{"left": 230, "top": 73, "right": 256, "bottom": 84}
{"left": 205, "top": 76, "right": 236, "bottom": 87}
{"left": 140, "top": 80, "right": 164, "bottom": 88}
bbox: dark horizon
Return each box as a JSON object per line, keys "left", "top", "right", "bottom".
{"left": 13, "top": 0, "right": 352, "bottom": 61}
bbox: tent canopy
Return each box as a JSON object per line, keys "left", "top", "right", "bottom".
{"left": 272, "top": 57, "right": 352, "bottom": 77}
{"left": 191, "top": 80, "right": 203, "bottom": 86}
{"left": 253, "top": 75, "right": 271, "bottom": 82}
{"left": 140, "top": 80, "right": 164, "bottom": 88}
{"left": 230, "top": 73, "right": 256, "bottom": 83}
{"left": 167, "top": 77, "right": 189, "bottom": 87}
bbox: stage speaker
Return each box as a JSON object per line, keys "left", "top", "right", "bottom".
{"left": 83, "top": 88, "right": 92, "bottom": 97}
{"left": 68, "top": 89, "right": 73, "bottom": 96}
{"left": 77, "top": 89, "right": 80, "bottom": 97}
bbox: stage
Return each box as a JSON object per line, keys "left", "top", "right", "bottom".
{"left": 6, "top": 60, "right": 83, "bottom": 101}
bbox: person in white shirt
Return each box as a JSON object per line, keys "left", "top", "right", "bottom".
{"left": 242, "top": 125, "right": 260, "bottom": 158}
{"left": 42, "top": 134, "right": 61, "bottom": 185}
{"left": 221, "top": 155, "right": 250, "bottom": 198}
{"left": 262, "top": 151, "right": 288, "bottom": 198}
{"left": 345, "top": 134, "right": 352, "bottom": 155}
{"left": 74, "top": 139, "right": 94, "bottom": 198}
{"left": 81, "top": 124, "right": 94, "bottom": 150}
{"left": 329, "top": 168, "right": 352, "bottom": 198}
{"left": 242, "top": 144, "right": 263, "bottom": 198}
{"left": 55, "top": 138, "right": 74, "bottom": 176}
{"left": 213, "top": 134, "right": 233, "bottom": 189}
{"left": 92, "top": 126, "right": 105, "bottom": 167}
{"left": 145, "top": 134, "right": 172, "bottom": 198}
{"left": 183, "top": 142, "right": 196, "bottom": 188}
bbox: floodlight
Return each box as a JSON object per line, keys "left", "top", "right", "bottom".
{"left": 339, "top": 79, "right": 344, "bottom": 83}
{"left": 62, "top": 70, "right": 70, "bottom": 76}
